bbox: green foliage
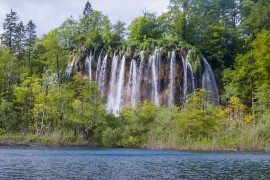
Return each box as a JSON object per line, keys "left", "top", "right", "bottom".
{"left": 224, "top": 29, "right": 270, "bottom": 110}
{"left": 38, "top": 29, "right": 68, "bottom": 72}
{"left": 128, "top": 12, "right": 164, "bottom": 47}
{"left": 177, "top": 89, "right": 224, "bottom": 139}
{"left": 102, "top": 101, "right": 159, "bottom": 147}
{"left": 1, "top": 9, "right": 19, "bottom": 50}
{"left": 147, "top": 106, "right": 180, "bottom": 147}
{"left": 241, "top": 0, "right": 270, "bottom": 34}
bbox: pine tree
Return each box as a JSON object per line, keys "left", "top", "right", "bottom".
{"left": 83, "top": 1, "right": 93, "bottom": 19}
{"left": 1, "top": 9, "right": 19, "bottom": 51}
{"left": 14, "top": 21, "right": 26, "bottom": 61}
{"left": 82, "top": 1, "right": 94, "bottom": 32}
{"left": 25, "top": 20, "right": 37, "bottom": 69}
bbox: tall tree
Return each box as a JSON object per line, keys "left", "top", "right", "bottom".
{"left": 83, "top": 1, "right": 94, "bottom": 18}
{"left": 13, "top": 21, "right": 26, "bottom": 61}
{"left": 168, "top": 0, "right": 242, "bottom": 68}
{"left": 25, "top": 20, "right": 37, "bottom": 70}
{"left": 1, "top": 9, "right": 19, "bottom": 52}
{"left": 111, "top": 20, "right": 126, "bottom": 47}
{"left": 82, "top": 1, "right": 94, "bottom": 32}
{"left": 113, "top": 20, "right": 126, "bottom": 41}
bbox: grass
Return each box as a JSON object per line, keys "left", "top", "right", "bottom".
{"left": 0, "top": 131, "right": 89, "bottom": 147}
{"left": 143, "top": 125, "right": 270, "bottom": 152}
{"left": 2, "top": 124, "right": 270, "bottom": 152}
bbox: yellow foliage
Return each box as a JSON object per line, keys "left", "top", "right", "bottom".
{"left": 225, "top": 96, "right": 247, "bottom": 121}
{"left": 245, "top": 115, "right": 255, "bottom": 124}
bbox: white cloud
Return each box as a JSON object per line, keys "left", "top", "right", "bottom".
{"left": 0, "top": 0, "right": 169, "bottom": 37}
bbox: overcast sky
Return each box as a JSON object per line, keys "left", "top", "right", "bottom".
{"left": 0, "top": 0, "right": 169, "bottom": 37}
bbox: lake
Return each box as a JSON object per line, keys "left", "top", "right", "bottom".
{"left": 0, "top": 147, "right": 270, "bottom": 179}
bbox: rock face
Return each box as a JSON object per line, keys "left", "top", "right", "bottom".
{"left": 80, "top": 49, "right": 219, "bottom": 115}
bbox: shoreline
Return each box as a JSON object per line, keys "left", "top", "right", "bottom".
{"left": 1, "top": 139, "right": 270, "bottom": 152}
{"left": 0, "top": 139, "right": 94, "bottom": 147}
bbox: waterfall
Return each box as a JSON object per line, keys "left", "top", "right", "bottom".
{"left": 202, "top": 58, "right": 219, "bottom": 105}
{"left": 66, "top": 60, "right": 74, "bottom": 78}
{"left": 137, "top": 51, "right": 144, "bottom": 102}
{"left": 98, "top": 55, "right": 108, "bottom": 97}
{"left": 106, "top": 53, "right": 119, "bottom": 112}
{"left": 128, "top": 59, "right": 137, "bottom": 106}
{"left": 113, "top": 56, "right": 126, "bottom": 115}
{"left": 182, "top": 55, "right": 188, "bottom": 102}
{"left": 182, "top": 52, "right": 196, "bottom": 102}
{"left": 95, "top": 53, "right": 102, "bottom": 82}
{"left": 76, "top": 48, "right": 221, "bottom": 114}
{"left": 85, "top": 51, "right": 92, "bottom": 81}
{"left": 168, "top": 51, "right": 176, "bottom": 106}
{"left": 187, "top": 62, "right": 195, "bottom": 93}
{"left": 151, "top": 49, "right": 160, "bottom": 105}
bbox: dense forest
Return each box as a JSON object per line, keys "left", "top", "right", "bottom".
{"left": 0, "top": 0, "right": 270, "bottom": 150}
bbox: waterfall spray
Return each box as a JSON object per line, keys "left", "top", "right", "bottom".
{"left": 137, "top": 51, "right": 144, "bottom": 102}
{"left": 187, "top": 62, "right": 195, "bottom": 93}
{"left": 151, "top": 49, "right": 160, "bottom": 106}
{"left": 202, "top": 58, "right": 219, "bottom": 105}
{"left": 106, "top": 53, "right": 119, "bottom": 112}
{"left": 182, "top": 51, "right": 196, "bottom": 102}
{"left": 98, "top": 55, "right": 108, "bottom": 97}
{"left": 182, "top": 55, "right": 188, "bottom": 102}
{"left": 168, "top": 51, "right": 176, "bottom": 106}
{"left": 128, "top": 59, "right": 137, "bottom": 106}
{"left": 113, "top": 56, "right": 126, "bottom": 115}
{"left": 95, "top": 52, "right": 102, "bottom": 82}
{"left": 85, "top": 51, "right": 92, "bottom": 81}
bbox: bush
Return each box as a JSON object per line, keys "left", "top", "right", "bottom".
{"left": 176, "top": 89, "right": 225, "bottom": 139}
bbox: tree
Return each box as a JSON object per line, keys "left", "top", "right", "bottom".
{"left": 168, "top": 0, "right": 242, "bottom": 68}
{"left": 64, "top": 74, "right": 105, "bottom": 140}
{"left": 101, "top": 15, "right": 113, "bottom": 47}
{"left": 82, "top": 1, "right": 94, "bottom": 32}
{"left": 128, "top": 12, "right": 163, "bottom": 47}
{"left": 0, "top": 47, "right": 18, "bottom": 132}
{"left": 39, "top": 29, "right": 68, "bottom": 73}
{"left": 223, "top": 30, "right": 270, "bottom": 113}
{"left": 1, "top": 9, "right": 19, "bottom": 51}
{"left": 13, "top": 21, "right": 26, "bottom": 61}
{"left": 83, "top": 1, "right": 94, "bottom": 18}
{"left": 177, "top": 89, "right": 224, "bottom": 139}
{"left": 112, "top": 20, "right": 126, "bottom": 45}
{"left": 241, "top": 0, "right": 270, "bottom": 35}
{"left": 25, "top": 20, "right": 37, "bottom": 70}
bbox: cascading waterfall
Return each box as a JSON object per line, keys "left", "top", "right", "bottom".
{"left": 182, "top": 52, "right": 196, "bottom": 101}
{"left": 95, "top": 53, "right": 102, "bottom": 82}
{"left": 151, "top": 49, "right": 160, "bottom": 106}
{"left": 114, "top": 56, "right": 126, "bottom": 115}
{"left": 187, "top": 62, "right": 195, "bottom": 93}
{"left": 168, "top": 51, "right": 176, "bottom": 106}
{"left": 202, "top": 58, "right": 219, "bottom": 105}
{"left": 137, "top": 51, "right": 144, "bottom": 102}
{"left": 128, "top": 59, "right": 137, "bottom": 106}
{"left": 65, "top": 48, "right": 220, "bottom": 114}
{"left": 106, "top": 53, "right": 119, "bottom": 113}
{"left": 85, "top": 52, "right": 92, "bottom": 81}
{"left": 98, "top": 55, "right": 108, "bottom": 97}
{"left": 182, "top": 55, "right": 188, "bottom": 102}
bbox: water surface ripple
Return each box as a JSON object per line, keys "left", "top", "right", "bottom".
{"left": 0, "top": 147, "right": 270, "bottom": 179}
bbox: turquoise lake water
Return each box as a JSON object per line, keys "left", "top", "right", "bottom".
{"left": 0, "top": 147, "right": 270, "bottom": 179}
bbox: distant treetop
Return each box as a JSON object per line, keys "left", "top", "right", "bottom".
{"left": 83, "top": 1, "right": 94, "bottom": 18}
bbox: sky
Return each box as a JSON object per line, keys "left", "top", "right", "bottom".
{"left": 0, "top": 0, "right": 169, "bottom": 37}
